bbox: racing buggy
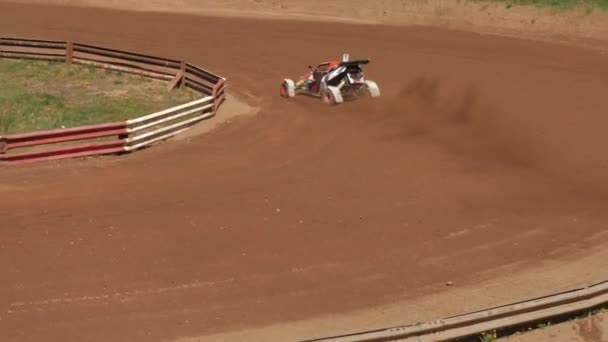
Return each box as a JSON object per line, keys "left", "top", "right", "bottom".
{"left": 280, "top": 54, "right": 380, "bottom": 105}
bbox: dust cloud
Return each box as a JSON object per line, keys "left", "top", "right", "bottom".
{"left": 356, "top": 75, "right": 608, "bottom": 203}
{"left": 363, "top": 75, "right": 539, "bottom": 170}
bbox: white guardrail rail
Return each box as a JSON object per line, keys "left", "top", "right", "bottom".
{"left": 124, "top": 96, "right": 215, "bottom": 152}
{"left": 304, "top": 280, "right": 608, "bottom": 342}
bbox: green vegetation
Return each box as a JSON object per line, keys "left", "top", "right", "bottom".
{"left": 0, "top": 59, "right": 199, "bottom": 134}
{"left": 473, "top": 306, "right": 608, "bottom": 341}
{"left": 479, "top": 330, "right": 498, "bottom": 341}
{"left": 469, "top": 0, "right": 608, "bottom": 11}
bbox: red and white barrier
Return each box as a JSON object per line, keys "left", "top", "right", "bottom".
{"left": 0, "top": 37, "right": 227, "bottom": 165}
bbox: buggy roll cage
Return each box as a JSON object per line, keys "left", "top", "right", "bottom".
{"left": 310, "top": 58, "right": 370, "bottom": 71}
{"left": 339, "top": 59, "right": 370, "bottom": 68}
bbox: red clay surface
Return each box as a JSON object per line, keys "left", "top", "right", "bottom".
{"left": 1, "top": 3, "right": 608, "bottom": 342}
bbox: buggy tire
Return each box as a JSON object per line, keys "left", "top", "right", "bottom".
{"left": 322, "top": 86, "right": 343, "bottom": 105}
{"left": 365, "top": 80, "right": 381, "bottom": 98}
{"left": 281, "top": 79, "right": 296, "bottom": 98}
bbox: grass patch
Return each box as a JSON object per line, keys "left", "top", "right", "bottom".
{"left": 0, "top": 59, "right": 200, "bottom": 135}
{"left": 468, "top": 0, "right": 608, "bottom": 11}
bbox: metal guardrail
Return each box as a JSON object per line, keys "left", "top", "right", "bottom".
{"left": 304, "top": 280, "right": 608, "bottom": 342}
{"left": 0, "top": 37, "right": 226, "bottom": 165}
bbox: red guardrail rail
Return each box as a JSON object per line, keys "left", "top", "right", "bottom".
{"left": 212, "top": 78, "right": 226, "bottom": 113}
{"left": 0, "top": 37, "right": 67, "bottom": 62}
{"left": 0, "top": 37, "right": 227, "bottom": 165}
{"left": 71, "top": 42, "right": 182, "bottom": 80}
{"left": 0, "top": 123, "right": 128, "bottom": 164}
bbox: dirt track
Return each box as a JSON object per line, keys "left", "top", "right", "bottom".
{"left": 1, "top": 2, "right": 608, "bottom": 342}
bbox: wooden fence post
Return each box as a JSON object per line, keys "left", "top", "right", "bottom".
{"left": 66, "top": 42, "right": 74, "bottom": 64}
{"left": 167, "top": 61, "right": 187, "bottom": 90}
{"left": 180, "top": 61, "right": 186, "bottom": 87}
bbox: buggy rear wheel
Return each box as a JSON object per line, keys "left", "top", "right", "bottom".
{"left": 322, "top": 86, "right": 343, "bottom": 105}
{"left": 365, "top": 80, "right": 381, "bottom": 98}
{"left": 281, "top": 79, "right": 296, "bottom": 98}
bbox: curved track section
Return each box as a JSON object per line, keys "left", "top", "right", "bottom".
{"left": 1, "top": 3, "right": 608, "bottom": 342}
